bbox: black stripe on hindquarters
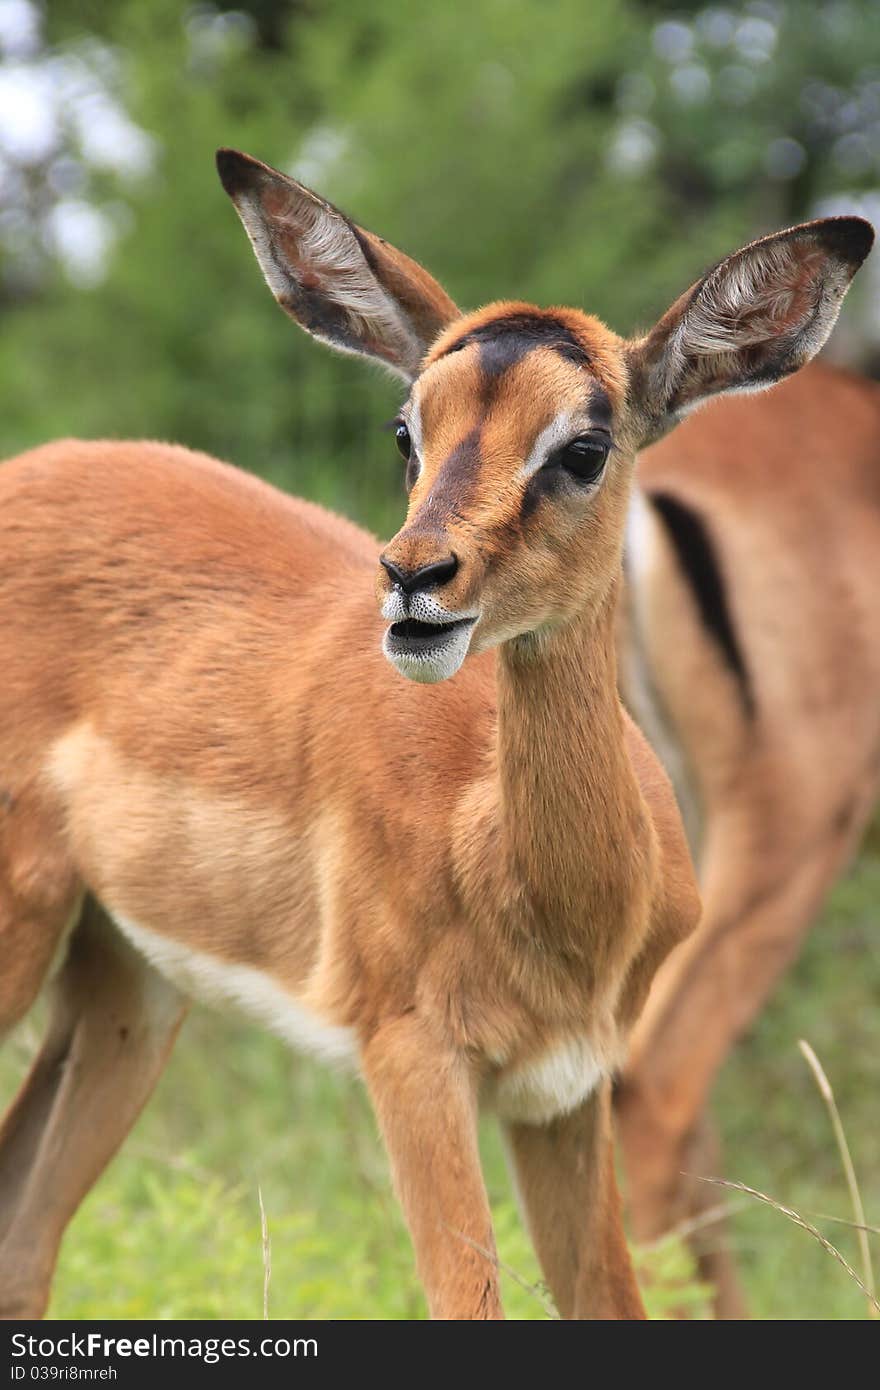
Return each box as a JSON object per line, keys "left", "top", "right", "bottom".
{"left": 649, "top": 491, "right": 755, "bottom": 718}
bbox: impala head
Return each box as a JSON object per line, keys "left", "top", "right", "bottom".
{"left": 218, "top": 148, "right": 873, "bottom": 683}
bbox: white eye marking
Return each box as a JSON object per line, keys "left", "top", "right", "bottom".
{"left": 403, "top": 396, "right": 424, "bottom": 482}
{"left": 520, "top": 410, "right": 577, "bottom": 480}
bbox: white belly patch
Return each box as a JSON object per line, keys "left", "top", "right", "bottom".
{"left": 494, "top": 1036, "right": 608, "bottom": 1124}
{"left": 110, "top": 913, "right": 357, "bottom": 1067}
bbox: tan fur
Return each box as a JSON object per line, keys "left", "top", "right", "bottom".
{"left": 0, "top": 431, "right": 695, "bottom": 1320}
{"left": 616, "top": 361, "right": 880, "bottom": 1316}
{"left": 0, "top": 154, "right": 869, "bottom": 1318}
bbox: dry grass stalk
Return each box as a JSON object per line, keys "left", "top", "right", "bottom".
{"left": 258, "top": 1184, "right": 272, "bottom": 1320}
{"left": 698, "top": 1175, "right": 880, "bottom": 1317}
{"left": 811, "top": 1213, "right": 880, "bottom": 1237}
{"left": 798, "top": 1039, "right": 877, "bottom": 1319}
{"left": 636, "top": 1199, "right": 749, "bottom": 1254}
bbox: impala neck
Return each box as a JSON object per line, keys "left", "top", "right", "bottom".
{"left": 495, "top": 578, "right": 646, "bottom": 950}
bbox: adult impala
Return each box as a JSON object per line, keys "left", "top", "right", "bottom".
{"left": 616, "top": 359, "right": 880, "bottom": 1316}
{"left": 0, "top": 148, "right": 870, "bottom": 1319}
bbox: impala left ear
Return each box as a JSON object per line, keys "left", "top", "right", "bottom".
{"left": 628, "top": 217, "right": 874, "bottom": 443}
{"left": 217, "top": 148, "right": 460, "bottom": 383}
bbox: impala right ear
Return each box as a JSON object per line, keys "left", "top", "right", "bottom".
{"left": 217, "top": 149, "right": 460, "bottom": 383}
{"left": 627, "top": 216, "right": 874, "bottom": 443}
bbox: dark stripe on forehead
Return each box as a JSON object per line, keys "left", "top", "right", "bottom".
{"left": 438, "top": 313, "right": 592, "bottom": 374}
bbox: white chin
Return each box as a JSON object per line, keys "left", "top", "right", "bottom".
{"left": 382, "top": 622, "right": 474, "bottom": 683}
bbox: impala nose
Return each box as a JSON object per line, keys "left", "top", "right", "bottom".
{"left": 380, "top": 553, "right": 458, "bottom": 596}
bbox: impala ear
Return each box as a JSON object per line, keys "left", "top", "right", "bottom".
{"left": 628, "top": 216, "right": 874, "bottom": 443}
{"left": 217, "top": 148, "right": 460, "bottom": 383}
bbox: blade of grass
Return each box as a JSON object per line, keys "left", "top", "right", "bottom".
{"left": 696, "top": 1175, "right": 880, "bottom": 1316}
{"left": 810, "top": 1213, "right": 880, "bottom": 1237}
{"left": 258, "top": 1184, "right": 272, "bottom": 1320}
{"left": 451, "top": 1229, "right": 559, "bottom": 1319}
{"left": 799, "top": 1039, "right": 877, "bottom": 1319}
{"left": 636, "top": 1198, "right": 750, "bottom": 1253}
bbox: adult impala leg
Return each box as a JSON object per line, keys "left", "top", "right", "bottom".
{"left": 360, "top": 1013, "right": 503, "bottom": 1320}
{"left": 674, "top": 1110, "right": 746, "bottom": 1318}
{"left": 0, "top": 900, "right": 186, "bottom": 1319}
{"left": 504, "top": 1083, "right": 646, "bottom": 1320}
{"left": 616, "top": 820, "right": 867, "bottom": 1318}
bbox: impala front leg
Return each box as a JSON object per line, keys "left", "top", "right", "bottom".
{"left": 360, "top": 1014, "right": 503, "bottom": 1320}
{"left": 504, "top": 1082, "right": 646, "bottom": 1320}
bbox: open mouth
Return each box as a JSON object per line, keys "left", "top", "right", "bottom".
{"left": 387, "top": 616, "right": 475, "bottom": 649}
{"left": 382, "top": 610, "right": 478, "bottom": 683}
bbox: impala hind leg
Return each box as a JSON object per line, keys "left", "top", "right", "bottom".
{"left": 503, "top": 1082, "right": 646, "bottom": 1320}
{"left": 0, "top": 899, "right": 186, "bottom": 1319}
{"left": 360, "top": 1014, "right": 503, "bottom": 1320}
{"left": 0, "top": 875, "right": 84, "bottom": 1245}
{"left": 615, "top": 826, "right": 864, "bottom": 1319}
{"left": 672, "top": 1109, "right": 746, "bottom": 1318}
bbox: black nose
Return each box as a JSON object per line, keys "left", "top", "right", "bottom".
{"left": 380, "top": 553, "right": 458, "bottom": 596}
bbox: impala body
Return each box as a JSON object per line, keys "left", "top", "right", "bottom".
{"left": 618, "top": 360, "right": 880, "bottom": 1315}
{"left": 0, "top": 147, "right": 870, "bottom": 1319}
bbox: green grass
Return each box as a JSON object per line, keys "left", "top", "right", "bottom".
{"left": 711, "top": 851, "right": 880, "bottom": 1319}
{"left": 2, "top": 850, "right": 877, "bottom": 1320}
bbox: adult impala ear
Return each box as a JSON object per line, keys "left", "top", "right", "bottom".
{"left": 627, "top": 217, "right": 874, "bottom": 443}
{"left": 217, "top": 148, "right": 461, "bottom": 383}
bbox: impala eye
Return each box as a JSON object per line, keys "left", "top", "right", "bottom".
{"left": 550, "top": 435, "right": 609, "bottom": 484}
{"left": 394, "top": 421, "right": 412, "bottom": 461}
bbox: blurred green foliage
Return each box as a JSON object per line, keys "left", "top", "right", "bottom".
{"left": 3, "top": 0, "right": 880, "bottom": 535}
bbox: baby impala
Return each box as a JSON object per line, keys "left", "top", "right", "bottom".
{"left": 0, "top": 146, "right": 870, "bottom": 1318}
